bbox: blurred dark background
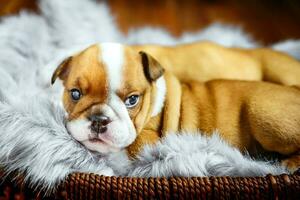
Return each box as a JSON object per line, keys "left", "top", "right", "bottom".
{"left": 1, "top": 0, "right": 300, "bottom": 45}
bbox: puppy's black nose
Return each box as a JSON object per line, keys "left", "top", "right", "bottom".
{"left": 89, "top": 115, "right": 111, "bottom": 125}
{"left": 89, "top": 115, "right": 111, "bottom": 134}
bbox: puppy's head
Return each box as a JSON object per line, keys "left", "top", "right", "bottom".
{"left": 51, "top": 43, "right": 165, "bottom": 154}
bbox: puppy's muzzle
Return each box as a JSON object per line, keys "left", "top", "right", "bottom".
{"left": 88, "top": 114, "right": 111, "bottom": 134}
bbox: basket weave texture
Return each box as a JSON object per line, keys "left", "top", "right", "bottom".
{"left": 1, "top": 170, "right": 300, "bottom": 199}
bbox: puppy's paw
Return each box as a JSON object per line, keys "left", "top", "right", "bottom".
{"left": 281, "top": 155, "right": 300, "bottom": 172}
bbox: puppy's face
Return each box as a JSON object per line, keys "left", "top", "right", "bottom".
{"left": 51, "top": 43, "right": 165, "bottom": 154}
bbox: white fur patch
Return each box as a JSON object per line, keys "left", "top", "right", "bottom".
{"left": 108, "top": 93, "right": 137, "bottom": 147}
{"left": 100, "top": 43, "right": 124, "bottom": 91}
{"left": 66, "top": 118, "right": 91, "bottom": 142}
{"left": 151, "top": 76, "right": 166, "bottom": 117}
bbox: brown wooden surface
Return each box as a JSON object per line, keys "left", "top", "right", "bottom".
{"left": 0, "top": 0, "right": 300, "bottom": 44}
{"left": 0, "top": 0, "right": 36, "bottom": 16}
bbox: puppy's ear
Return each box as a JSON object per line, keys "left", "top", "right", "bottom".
{"left": 139, "top": 51, "right": 164, "bottom": 82}
{"left": 51, "top": 56, "right": 72, "bottom": 85}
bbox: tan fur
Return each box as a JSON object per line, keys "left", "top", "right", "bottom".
{"left": 52, "top": 43, "right": 300, "bottom": 170}
{"left": 128, "top": 72, "right": 300, "bottom": 170}
{"left": 132, "top": 41, "right": 300, "bottom": 86}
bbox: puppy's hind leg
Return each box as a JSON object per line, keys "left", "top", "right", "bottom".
{"left": 246, "top": 87, "right": 300, "bottom": 171}
{"left": 281, "top": 153, "right": 300, "bottom": 172}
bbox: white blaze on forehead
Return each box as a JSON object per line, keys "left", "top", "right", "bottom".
{"left": 99, "top": 43, "right": 124, "bottom": 91}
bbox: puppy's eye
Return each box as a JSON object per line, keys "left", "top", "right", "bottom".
{"left": 70, "top": 89, "right": 81, "bottom": 101}
{"left": 124, "top": 95, "right": 139, "bottom": 108}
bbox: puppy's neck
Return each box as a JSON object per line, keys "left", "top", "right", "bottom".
{"left": 127, "top": 73, "right": 182, "bottom": 158}
{"left": 145, "top": 72, "right": 182, "bottom": 133}
{"left": 160, "top": 73, "right": 182, "bottom": 134}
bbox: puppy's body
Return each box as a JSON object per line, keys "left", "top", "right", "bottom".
{"left": 132, "top": 42, "right": 300, "bottom": 86}
{"left": 51, "top": 43, "right": 300, "bottom": 171}
{"left": 128, "top": 74, "right": 300, "bottom": 164}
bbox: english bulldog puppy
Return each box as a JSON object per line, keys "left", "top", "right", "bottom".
{"left": 51, "top": 43, "right": 300, "bottom": 171}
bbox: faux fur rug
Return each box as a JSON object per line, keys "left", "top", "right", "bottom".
{"left": 0, "top": 0, "right": 297, "bottom": 193}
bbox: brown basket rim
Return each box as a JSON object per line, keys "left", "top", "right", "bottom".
{"left": 1, "top": 170, "right": 300, "bottom": 199}
{"left": 55, "top": 171, "right": 300, "bottom": 199}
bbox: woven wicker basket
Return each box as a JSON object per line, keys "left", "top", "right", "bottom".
{"left": 1, "top": 170, "right": 300, "bottom": 199}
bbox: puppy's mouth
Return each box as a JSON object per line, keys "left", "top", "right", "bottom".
{"left": 83, "top": 133, "right": 121, "bottom": 153}
{"left": 89, "top": 138, "right": 104, "bottom": 143}
{"left": 87, "top": 132, "right": 114, "bottom": 146}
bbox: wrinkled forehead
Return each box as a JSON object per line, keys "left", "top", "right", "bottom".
{"left": 69, "top": 43, "right": 146, "bottom": 97}
{"left": 98, "top": 43, "right": 146, "bottom": 94}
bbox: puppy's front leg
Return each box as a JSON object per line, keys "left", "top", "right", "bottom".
{"left": 127, "top": 130, "right": 161, "bottom": 159}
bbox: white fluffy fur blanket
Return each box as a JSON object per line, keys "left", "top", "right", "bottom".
{"left": 0, "top": 0, "right": 296, "bottom": 193}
